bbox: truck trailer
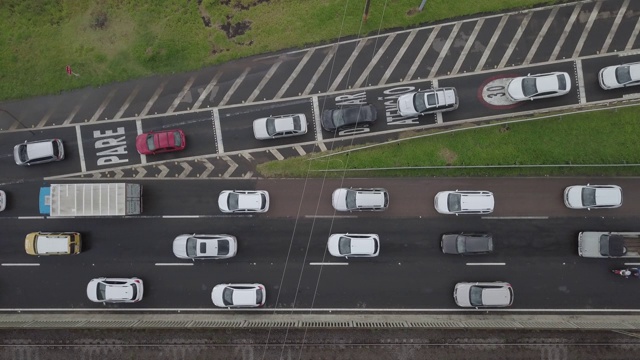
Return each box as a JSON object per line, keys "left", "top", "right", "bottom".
{"left": 39, "top": 183, "right": 142, "bottom": 217}
{"left": 578, "top": 231, "right": 640, "bottom": 258}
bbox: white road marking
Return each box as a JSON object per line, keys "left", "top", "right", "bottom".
{"left": 482, "top": 216, "right": 549, "bottom": 220}
{"left": 269, "top": 149, "right": 284, "bottom": 161}
{"left": 549, "top": 4, "right": 582, "bottom": 61}
{"left": 624, "top": 263, "right": 640, "bottom": 266}
{"left": 246, "top": 60, "right": 282, "bottom": 103}
{"left": 2, "top": 263, "right": 39, "bottom": 267}
{"left": 572, "top": 1, "right": 601, "bottom": 59}
{"left": 429, "top": 22, "right": 462, "bottom": 79}
{"left": 405, "top": 26, "right": 439, "bottom": 80}
{"left": 304, "top": 44, "right": 338, "bottom": 95}
{"left": 523, "top": 7, "right": 559, "bottom": 64}
{"left": 63, "top": 103, "right": 82, "bottom": 125}
{"left": 75, "top": 125, "right": 86, "bottom": 173}
{"left": 136, "top": 119, "right": 146, "bottom": 165}
{"left": 162, "top": 215, "right": 201, "bottom": 219}
{"left": 219, "top": 68, "right": 249, "bottom": 107}
{"left": 140, "top": 80, "right": 167, "bottom": 117}
{"left": 498, "top": 12, "right": 532, "bottom": 68}
{"left": 328, "top": 39, "right": 368, "bottom": 92}
{"left": 275, "top": 50, "right": 315, "bottom": 99}
{"left": 451, "top": 19, "right": 484, "bottom": 75}
{"left": 222, "top": 155, "right": 238, "bottom": 178}
{"left": 310, "top": 262, "right": 348, "bottom": 266}
{"left": 625, "top": 13, "right": 640, "bottom": 51}
{"left": 466, "top": 263, "right": 506, "bottom": 266}
{"left": 90, "top": 88, "right": 118, "bottom": 122}
{"left": 294, "top": 145, "right": 306, "bottom": 156}
{"left": 354, "top": 34, "right": 396, "bottom": 88}
{"left": 305, "top": 215, "right": 357, "bottom": 219}
{"left": 312, "top": 95, "right": 323, "bottom": 142}
{"left": 167, "top": 76, "right": 196, "bottom": 113}
{"left": 379, "top": 30, "right": 417, "bottom": 84}
{"left": 212, "top": 108, "right": 223, "bottom": 154}
{"left": 475, "top": 15, "right": 509, "bottom": 72}
{"left": 11, "top": 307, "right": 640, "bottom": 312}
{"left": 155, "top": 263, "right": 193, "bottom": 266}
{"left": 18, "top": 216, "right": 45, "bottom": 220}
{"left": 193, "top": 72, "right": 222, "bottom": 110}
{"left": 576, "top": 59, "right": 586, "bottom": 104}
{"left": 114, "top": 84, "right": 141, "bottom": 119}
{"left": 601, "top": 0, "right": 629, "bottom": 53}
{"left": 36, "top": 106, "right": 57, "bottom": 129}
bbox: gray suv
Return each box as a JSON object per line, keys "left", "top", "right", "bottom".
{"left": 14, "top": 139, "right": 65, "bottom": 166}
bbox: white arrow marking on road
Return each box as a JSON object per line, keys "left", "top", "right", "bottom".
{"left": 200, "top": 159, "right": 215, "bottom": 178}
{"left": 179, "top": 162, "right": 192, "bottom": 178}
{"left": 135, "top": 167, "right": 147, "bottom": 178}
{"left": 222, "top": 156, "right": 238, "bottom": 178}
{"left": 92, "top": 172, "right": 102, "bottom": 178}
{"left": 157, "top": 164, "right": 169, "bottom": 178}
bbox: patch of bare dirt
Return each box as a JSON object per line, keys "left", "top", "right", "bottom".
{"left": 439, "top": 148, "right": 458, "bottom": 165}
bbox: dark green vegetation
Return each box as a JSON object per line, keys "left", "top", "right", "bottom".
{"left": 1, "top": 0, "right": 560, "bottom": 100}
{"left": 257, "top": 106, "right": 640, "bottom": 177}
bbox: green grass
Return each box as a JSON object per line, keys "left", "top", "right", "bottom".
{"left": 0, "top": 0, "right": 562, "bottom": 100}
{"left": 257, "top": 106, "right": 640, "bottom": 178}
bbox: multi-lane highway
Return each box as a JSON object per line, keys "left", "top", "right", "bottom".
{"left": 1, "top": 177, "right": 640, "bottom": 310}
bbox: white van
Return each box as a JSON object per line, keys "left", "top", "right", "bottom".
{"left": 25, "top": 232, "right": 81, "bottom": 255}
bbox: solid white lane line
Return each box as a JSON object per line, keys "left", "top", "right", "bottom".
{"left": 576, "top": 59, "right": 586, "bottom": 104}
{"left": 624, "top": 263, "right": 640, "bottom": 266}
{"left": 482, "top": 216, "right": 548, "bottom": 220}
{"left": 12, "top": 308, "right": 640, "bottom": 312}
{"left": 155, "top": 263, "right": 193, "bottom": 266}
{"left": 466, "top": 263, "right": 506, "bottom": 266}
{"left": 18, "top": 216, "right": 45, "bottom": 220}
{"left": 309, "top": 262, "right": 348, "bottom": 266}
{"left": 2, "top": 263, "right": 40, "bottom": 267}
{"left": 162, "top": 215, "right": 201, "bottom": 219}
{"left": 75, "top": 125, "right": 86, "bottom": 173}
{"left": 212, "top": 108, "right": 224, "bottom": 154}
{"left": 304, "top": 215, "right": 358, "bottom": 219}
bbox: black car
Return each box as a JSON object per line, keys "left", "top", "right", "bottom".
{"left": 441, "top": 233, "right": 493, "bottom": 255}
{"left": 321, "top": 104, "right": 377, "bottom": 132}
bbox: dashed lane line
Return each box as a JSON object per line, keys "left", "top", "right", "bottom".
{"left": 2, "top": 263, "right": 39, "bottom": 267}
{"left": 466, "top": 263, "right": 506, "bottom": 266}
{"left": 310, "top": 262, "right": 349, "bottom": 266}
{"left": 155, "top": 263, "right": 193, "bottom": 266}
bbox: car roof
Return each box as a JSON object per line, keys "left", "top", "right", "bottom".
{"left": 26, "top": 141, "right": 54, "bottom": 160}
{"left": 238, "top": 192, "right": 262, "bottom": 209}
{"left": 231, "top": 287, "right": 257, "bottom": 305}
{"left": 355, "top": 190, "right": 386, "bottom": 207}
{"left": 460, "top": 193, "right": 494, "bottom": 211}
{"left": 104, "top": 283, "right": 133, "bottom": 300}
{"left": 593, "top": 187, "right": 622, "bottom": 205}
{"left": 480, "top": 286, "right": 512, "bottom": 306}
{"left": 349, "top": 237, "right": 377, "bottom": 254}
{"left": 534, "top": 73, "right": 563, "bottom": 92}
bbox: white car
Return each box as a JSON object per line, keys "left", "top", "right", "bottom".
{"left": 0, "top": 190, "right": 5, "bottom": 211}
{"left": 396, "top": 87, "right": 458, "bottom": 117}
{"left": 599, "top": 62, "right": 640, "bottom": 90}
{"left": 172, "top": 234, "right": 237, "bottom": 260}
{"left": 434, "top": 190, "right": 494, "bottom": 215}
{"left": 86, "top": 277, "right": 144, "bottom": 303}
{"left": 454, "top": 282, "right": 513, "bottom": 308}
{"left": 211, "top": 283, "right": 266, "bottom": 308}
{"left": 14, "top": 139, "right": 65, "bottom": 166}
{"left": 506, "top": 72, "right": 571, "bottom": 101}
{"left": 331, "top": 188, "right": 388, "bottom": 211}
{"left": 218, "top": 190, "right": 269, "bottom": 213}
{"left": 327, "top": 233, "right": 380, "bottom": 258}
{"left": 564, "top": 184, "right": 622, "bottom": 210}
{"left": 252, "top": 114, "right": 307, "bottom": 140}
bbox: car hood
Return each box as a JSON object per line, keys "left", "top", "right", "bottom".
{"left": 86, "top": 280, "right": 100, "bottom": 302}
{"left": 327, "top": 234, "right": 342, "bottom": 256}
{"left": 506, "top": 78, "right": 525, "bottom": 100}
{"left": 434, "top": 192, "right": 450, "bottom": 213}
{"left": 172, "top": 236, "right": 189, "bottom": 258}
{"left": 252, "top": 118, "right": 270, "bottom": 139}
{"left": 396, "top": 93, "right": 417, "bottom": 116}
{"left": 454, "top": 283, "right": 473, "bottom": 307}
{"left": 211, "top": 285, "right": 225, "bottom": 307}
{"left": 441, "top": 234, "right": 459, "bottom": 254}
{"left": 331, "top": 189, "right": 349, "bottom": 211}
{"left": 135, "top": 134, "right": 149, "bottom": 154}
{"left": 218, "top": 192, "right": 229, "bottom": 211}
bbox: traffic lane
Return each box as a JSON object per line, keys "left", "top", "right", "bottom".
{"left": 582, "top": 53, "right": 640, "bottom": 103}
{"left": 0, "top": 128, "right": 81, "bottom": 181}
{"left": 138, "top": 112, "right": 217, "bottom": 160}
{"left": 258, "top": 177, "right": 640, "bottom": 218}
{"left": 218, "top": 98, "right": 315, "bottom": 153}
{"left": 442, "top": 61, "right": 578, "bottom": 123}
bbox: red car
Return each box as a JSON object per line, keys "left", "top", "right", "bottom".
{"left": 136, "top": 129, "right": 186, "bottom": 155}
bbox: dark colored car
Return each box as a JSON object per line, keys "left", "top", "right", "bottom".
{"left": 441, "top": 233, "right": 493, "bottom": 255}
{"left": 321, "top": 104, "right": 377, "bottom": 132}
{"left": 136, "top": 129, "right": 186, "bottom": 155}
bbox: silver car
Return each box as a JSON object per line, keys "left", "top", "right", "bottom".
{"left": 14, "top": 139, "right": 65, "bottom": 166}
{"left": 454, "top": 282, "right": 513, "bottom": 308}
{"left": 396, "top": 87, "right": 458, "bottom": 117}
{"left": 252, "top": 114, "right": 307, "bottom": 140}
{"left": 172, "top": 234, "right": 237, "bottom": 260}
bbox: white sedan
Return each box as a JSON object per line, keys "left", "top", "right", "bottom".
{"left": 0, "top": 190, "right": 5, "bottom": 211}
{"left": 86, "top": 277, "right": 144, "bottom": 303}
{"left": 172, "top": 234, "right": 237, "bottom": 259}
{"left": 599, "top": 62, "right": 640, "bottom": 89}
{"left": 327, "top": 233, "right": 380, "bottom": 258}
{"left": 506, "top": 72, "right": 571, "bottom": 101}
{"left": 396, "top": 87, "right": 458, "bottom": 117}
{"left": 211, "top": 283, "right": 266, "bottom": 308}
{"left": 218, "top": 190, "right": 269, "bottom": 213}
{"left": 252, "top": 114, "right": 307, "bottom": 140}
{"left": 564, "top": 184, "right": 622, "bottom": 209}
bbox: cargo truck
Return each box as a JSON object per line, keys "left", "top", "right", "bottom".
{"left": 578, "top": 231, "right": 640, "bottom": 258}
{"left": 39, "top": 183, "right": 142, "bottom": 217}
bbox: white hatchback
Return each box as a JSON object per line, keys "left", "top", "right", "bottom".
{"left": 327, "top": 233, "right": 380, "bottom": 258}
{"left": 218, "top": 190, "right": 269, "bottom": 213}
{"left": 86, "top": 277, "right": 144, "bottom": 303}
{"left": 252, "top": 114, "right": 307, "bottom": 140}
{"left": 564, "top": 184, "right": 622, "bottom": 209}
{"left": 211, "top": 283, "right": 266, "bottom": 308}
{"left": 172, "top": 234, "right": 237, "bottom": 259}
{"left": 454, "top": 282, "right": 513, "bottom": 308}
{"left": 434, "top": 190, "right": 494, "bottom": 215}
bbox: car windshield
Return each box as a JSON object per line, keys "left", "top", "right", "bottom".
{"left": 456, "top": 236, "right": 466, "bottom": 253}
{"left": 292, "top": 115, "right": 302, "bottom": 130}
{"left": 227, "top": 193, "right": 239, "bottom": 210}
{"left": 412, "top": 93, "right": 429, "bottom": 113}
{"left": 469, "top": 286, "right": 484, "bottom": 306}
{"left": 96, "top": 283, "right": 107, "bottom": 301}
{"left": 265, "top": 118, "right": 277, "bottom": 136}
{"left": 17, "top": 145, "right": 27, "bottom": 162}
{"left": 255, "top": 289, "right": 263, "bottom": 304}
{"left": 218, "top": 240, "right": 229, "bottom": 255}
{"left": 186, "top": 237, "right": 198, "bottom": 257}
{"left": 447, "top": 193, "right": 461, "bottom": 212}
{"left": 146, "top": 135, "right": 156, "bottom": 151}
{"left": 338, "top": 236, "right": 352, "bottom": 255}
{"left": 615, "top": 66, "right": 631, "bottom": 84}
{"left": 130, "top": 284, "right": 137, "bottom": 300}
{"left": 581, "top": 187, "right": 597, "bottom": 207}
{"left": 222, "top": 288, "right": 234, "bottom": 306}
{"left": 52, "top": 141, "right": 60, "bottom": 157}
{"left": 172, "top": 131, "right": 182, "bottom": 147}
{"left": 521, "top": 78, "right": 538, "bottom": 97}
{"left": 345, "top": 190, "right": 357, "bottom": 209}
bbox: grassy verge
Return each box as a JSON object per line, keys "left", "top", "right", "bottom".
{"left": 0, "top": 0, "right": 562, "bottom": 101}
{"left": 257, "top": 105, "right": 640, "bottom": 178}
